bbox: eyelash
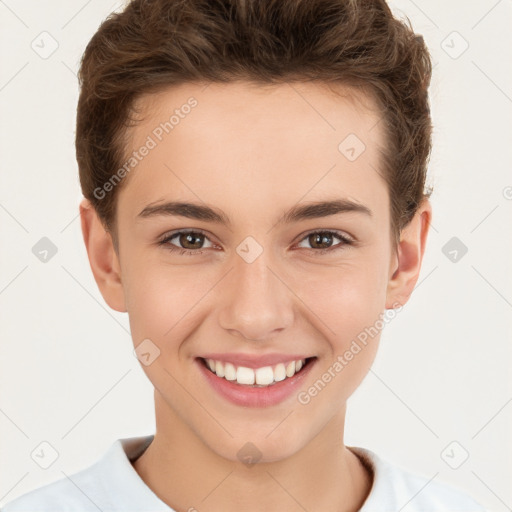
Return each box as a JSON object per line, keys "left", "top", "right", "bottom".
{"left": 157, "top": 229, "right": 355, "bottom": 256}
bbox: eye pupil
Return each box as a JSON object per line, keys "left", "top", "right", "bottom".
{"left": 310, "top": 232, "right": 332, "bottom": 249}
{"left": 181, "top": 233, "right": 204, "bottom": 249}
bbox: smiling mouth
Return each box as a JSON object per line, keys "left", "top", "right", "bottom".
{"left": 199, "top": 356, "right": 316, "bottom": 388}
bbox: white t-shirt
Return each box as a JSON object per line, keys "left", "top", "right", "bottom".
{"left": 1, "top": 435, "right": 485, "bottom": 511}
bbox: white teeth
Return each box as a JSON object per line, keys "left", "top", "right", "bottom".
{"left": 224, "top": 362, "right": 237, "bottom": 381}
{"left": 285, "top": 361, "right": 296, "bottom": 378}
{"left": 274, "top": 363, "right": 286, "bottom": 382}
{"left": 215, "top": 360, "right": 225, "bottom": 378}
{"left": 255, "top": 366, "right": 274, "bottom": 385}
{"left": 204, "top": 358, "right": 308, "bottom": 387}
{"left": 237, "top": 366, "right": 255, "bottom": 385}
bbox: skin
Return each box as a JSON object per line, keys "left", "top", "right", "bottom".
{"left": 80, "top": 80, "right": 431, "bottom": 512}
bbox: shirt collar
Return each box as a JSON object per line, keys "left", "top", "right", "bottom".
{"left": 107, "top": 435, "right": 387, "bottom": 511}
{"left": 97, "top": 434, "right": 171, "bottom": 511}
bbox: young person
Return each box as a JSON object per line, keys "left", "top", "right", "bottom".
{"left": 2, "top": 0, "right": 485, "bottom": 510}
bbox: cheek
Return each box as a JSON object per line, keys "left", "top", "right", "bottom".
{"left": 294, "top": 253, "right": 388, "bottom": 381}
{"left": 123, "top": 237, "right": 390, "bottom": 358}
{"left": 128, "top": 248, "right": 387, "bottom": 312}
{"left": 297, "top": 254, "right": 389, "bottom": 337}
{"left": 125, "top": 265, "right": 204, "bottom": 345}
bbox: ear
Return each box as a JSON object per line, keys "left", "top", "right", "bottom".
{"left": 385, "top": 198, "right": 432, "bottom": 309}
{"left": 79, "top": 198, "right": 127, "bottom": 312}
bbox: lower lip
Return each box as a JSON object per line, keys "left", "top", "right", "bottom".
{"left": 196, "top": 358, "right": 316, "bottom": 408}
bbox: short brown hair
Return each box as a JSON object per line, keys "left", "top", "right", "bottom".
{"left": 76, "top": 0, "right": 433, "bottom": 250}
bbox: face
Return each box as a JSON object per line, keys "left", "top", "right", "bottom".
{"left": 92, "top": 81, "right": 406, "bottom": 462}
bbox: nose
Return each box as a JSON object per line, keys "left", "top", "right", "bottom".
{"left": 217, "top": 249, "right": 294, "bottom": 342}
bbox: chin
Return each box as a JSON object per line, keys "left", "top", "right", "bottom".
{"left": 203, "top": 426, "right": 308, "bottom": 465}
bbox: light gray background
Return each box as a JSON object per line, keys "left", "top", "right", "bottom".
{"left": 1, "top": 0, "right": 511, "bottom": 510}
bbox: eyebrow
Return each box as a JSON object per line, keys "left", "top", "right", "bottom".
{"left": 137, "top": 198, "right": 372, "bottom": 226}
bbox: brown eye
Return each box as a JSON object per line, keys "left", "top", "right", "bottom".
{"left": 296, "top": 230, "right": 354, "bottom": 254}
{"left": 308, "top": 232, "right": 335, "bottom": 249}
{"left": 178, "top": 232, "right": 205, "bottom": 250}
{"left": 158, "top": 230, "right": 215, "bottom": 253}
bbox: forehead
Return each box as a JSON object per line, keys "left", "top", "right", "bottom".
{"left": 118, "top": 80, "right": 388, "bottom": 221}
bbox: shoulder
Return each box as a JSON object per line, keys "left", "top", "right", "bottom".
{"left": 351, "top": 447, "right": 486, "bottom": 512}
{"left": 1, "top": 463, "right": 107, "bottom": 512}
{"left": 1, "top": 436, "right": 168, "bottom": 512}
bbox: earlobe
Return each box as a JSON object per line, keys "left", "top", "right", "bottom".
{"left": 79, "top": 198, "right": 127, "bottom": 313}
{"left": 385, "top": 198, "right": 432, "bottom": 309}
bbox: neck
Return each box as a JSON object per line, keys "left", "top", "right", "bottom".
{"left": 132, "top": 392, "right": 373, "bottom": 512}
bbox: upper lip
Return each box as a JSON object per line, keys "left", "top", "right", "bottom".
{"left": 198, "top": 353, "right": 314, "bottom": 369}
